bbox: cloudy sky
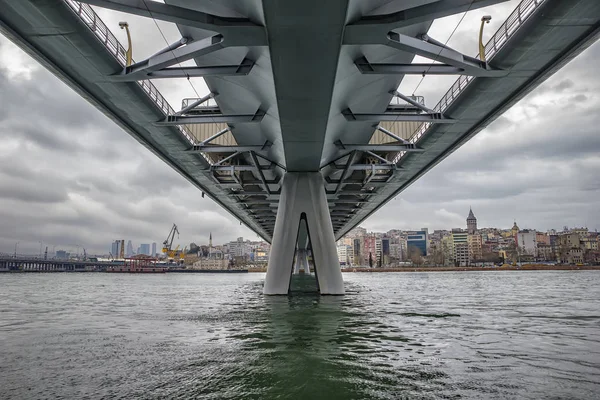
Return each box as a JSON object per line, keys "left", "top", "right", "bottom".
{"left": 1, "top": 1, "right": 599, "bottom": 255}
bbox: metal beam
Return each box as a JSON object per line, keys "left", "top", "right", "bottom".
{"left": 123, "top": 35, "right": 226, "bottom": 80}
{"left": 355, "top": 59, "right": 484, "bottom": 76}
{"left": 211, "top": 164, "right": 273, "bottom": 171}
{"left": 239, "top": 200, "right": 278, "bottom": 204}
{"left": 333, "top": 164, "right": 395, "bottom": 171}
{"left": 342, "top": 108, "right": 454, "bottom": 123}
{"left": 191, "top": 141, "right": 272, "bottom": 153}
{"left": 329, "top": 199, "right": 367, "bottom": 204}
{"left": 245, "top": 207, "right": 277, "bottom": 211}
{"left": 365, "top": 150, "right": 392, "bottom": 165}
{"left": 363, "top": 165, "right": 378, "bottom": 187}
{"left": 156, "top": 110, "right": 265, "bottom": 125}
{"left": 385, "top": 32, "right": 507, "bottom": 77}
{"left": 328, "top": 191, "right": 376, "bottom": 196}
{"left": 75, "top": 0, "right": 267, "bottom": 45}
{"left": 334, "top": 140, "right": 422, "bottom": 152}
{"left": 376, "top": 124, "right": 411, "bottom": 144}
{"left": 335, "top": 151, "right": 356, "bottom": 194}
{"left": 254, "top": 153, "right": 287, "bottom": 172}
{"left": 389, "top": 91, "right": 435, "bottom": 114}
{"left": 249, "top": 151, "right": 272, "bottom": 196}
{"left": 344, "top": 0, "right": 510, "bottom": 42}
{"left": 109, "top": 58, "right": 254, "bottom": 81}
{"left": 177, "top": 92, "right": 216, "bottom": 116}
{"left": 213, "top": 152, "right": 240, "bottom": 166}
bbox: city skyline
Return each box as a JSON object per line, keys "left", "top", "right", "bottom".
{"left": 4, "top": 207, "right": 596, "bottom": 257}
{"left": 1, "top": 1, "right": 599, "bottom": 255}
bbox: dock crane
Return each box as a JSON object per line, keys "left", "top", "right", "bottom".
{"left": 162, "top": 224, "right": 180, "bottom": 261}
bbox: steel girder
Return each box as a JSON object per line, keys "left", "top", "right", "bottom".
{"left": 110, "top": 58, "right": 255, "bottom": 81}
{"left": 384, "top": 32, "right": 507, "bottom": 77}
{"left": 344, "top": 0, "right": 510, "bottom": 42}
{"left": 156, "top": 109, "right": 266, "bottom": 126}
{"left": 342, "top": 107, "right": 454, "bottom": 123}
{"left": 75, "top": 0, "right": 267, "bottom": 46}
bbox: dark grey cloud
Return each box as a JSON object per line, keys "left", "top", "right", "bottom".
{"left": 0, "top": 0, "right": 598, "bottom": 255}
{"left": 365, "top": 38, "right": 600, "bottom": 233}
{"left": 0, "top": 33, "right": 252, "bottom": 255}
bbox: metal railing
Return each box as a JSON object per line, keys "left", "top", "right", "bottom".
{"left": 181, "top": 97, "right": 219, "bottom": 110}
{"left": 63, "top": 1, "right": 201, "bottom": 154}
{"left": 392, "top": 0, "right": 546, "bottom": 164}
{"left": 389, "top": 95, "right": 425, "bottom": 106}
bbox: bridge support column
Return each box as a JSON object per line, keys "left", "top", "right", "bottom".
{"left": 294, "top": 248, "right": 310, "bottom": 274}
{"left": 264, "top": 172, "right": 344, "bottom": 295}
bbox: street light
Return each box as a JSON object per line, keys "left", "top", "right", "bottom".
{"left": 479, "top": 15, "right": 492, "bottom": 62}
{"left": 119, "top": 21, "right": 133, "bottom": 67}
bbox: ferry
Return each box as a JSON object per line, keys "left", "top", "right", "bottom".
{"left": 105, "top": 255, "right": 166, "bottom": 273}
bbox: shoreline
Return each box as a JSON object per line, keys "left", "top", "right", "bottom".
{"left": 339, "top": 265, "right": 600, "bottom": 273}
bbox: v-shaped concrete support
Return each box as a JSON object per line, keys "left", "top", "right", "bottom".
{"left": 264, "top": 172, "right": 344, "bottom": 295}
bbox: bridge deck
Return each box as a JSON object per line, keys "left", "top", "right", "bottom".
{"left": 338, "top": 0, "right": 600, "bottom": 238}
{"left": 1, "top": 0, "right": 598, "bottom": 242}
{"left": 0, "top": 0, "right": 271, "bottom": 237}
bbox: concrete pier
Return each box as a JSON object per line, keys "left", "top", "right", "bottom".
{"left": 264, "top": 172, "right": 344, "bottom": 295}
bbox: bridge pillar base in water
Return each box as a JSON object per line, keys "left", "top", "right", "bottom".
{"left": 294, "top": 248, "right": 310, "bottom": 275}
{"left": 264, "top": 172, "right": 344, "bottom": 295}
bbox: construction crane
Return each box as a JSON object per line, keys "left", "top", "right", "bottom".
{"left": 162, "top": 224, "right": 180, "bottom": 262}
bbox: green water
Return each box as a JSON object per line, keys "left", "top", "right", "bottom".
{"left": 1, "top": 271, "right": 599, "bottom": 399}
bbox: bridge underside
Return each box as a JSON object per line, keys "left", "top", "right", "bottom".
{"left": 1, "top": 0, "right": 599, "bottom": 294}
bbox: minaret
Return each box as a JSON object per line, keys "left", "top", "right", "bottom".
{"left": 467, "top": 207, "right": 477, "bottom": 234}
{"left": 209, "top": 232, "right": 213, "bottom": 258}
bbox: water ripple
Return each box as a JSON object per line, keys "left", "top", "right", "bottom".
{"left": 1, "top": 271, "right": 599, "bottom": 399}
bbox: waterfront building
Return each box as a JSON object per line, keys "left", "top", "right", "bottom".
{"left": 559, "top": 232, "right": 581, "bottom": 249}
{"left": 467, "top": 208, "right": 477, "bottom": 235}
{"left": 253, "top": 249, "right": 269, "bottom": 264}
{"left": 571, "top": 227, "right": 589, "bottom": 240}
{"left": 352, "top": 238, "right": 362, "bottom": 265}
{"left": 347, "top": 226, "right": 367, "bottom": 238}
{"left": 151, "top": 242, "right": 157, "bottom": 256}
{"left": 337, "top": 244, "right": 350, "bottom": 266}
{"left": 517, "top": 230, "right": 537, "bottom": 257}
{"left": 537, "top": 244, "right": 553, "bottom": 261}
{"left": 406, "top": 231, "right": 428, "bottom": 257}
{"left": 111, "top": 240, "right": 122, "bottom": 258}
{"left": 451, "top": 230, "right": 469, "bottom": 266}
{"left": 126, "top": 240, "right": 134, "bottom": 257}
{"left": 468, "top": 234, "right": 483, "bottom": 262}
{"left": 55, "top": 250, "right": 68, "bottom": 260}
{"left": 536, "top": 232, "right": 550, "bottom": 246}
{"left": 228, "top": 237, "right": 251, "bottom": 258}
{"left": 191, "top": 258, "right": 229, "bottom": 270}
{"left": 381, "top": 237, "right": 391, "bottom": 265}
{"left": 364, "top": 235, "right": 377, "bottom": 265}
{"left": 582, "top": 237, "right": 598, "bottom": 251}
{"left": 139, "top": 243, "right": 150, "bottom": 256}
{"left": 441, "top": 236, "right": 454, "bottom": 266}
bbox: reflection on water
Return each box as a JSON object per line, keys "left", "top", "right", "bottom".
{"left": 1, "top": 271, "right": 600, "bottom": 399}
